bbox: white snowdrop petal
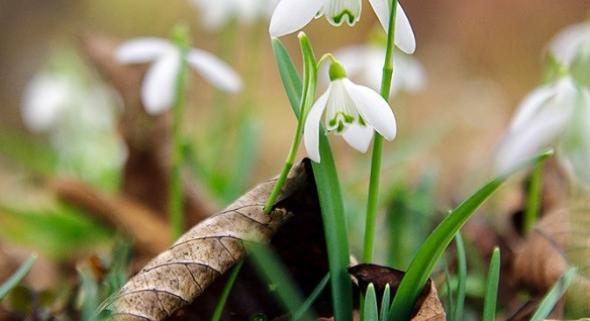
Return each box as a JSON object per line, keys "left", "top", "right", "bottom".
{"left": 557, "top": 89, "right": 590, "bottom": 187}
{"left": 141, "top": 53, "right": 180, "bottom": 114}
{"left": 494, "top": 98, "right": 571, "bottom": 176}
{"left": 549, "top": 23, "right": 590, "bottom": 65}
{"left": 304, "top": 90, "right": 330, "bottom": 163}
{"left": 368, "top": 0, "right": 389, "bottom": 31}
{"left": 342, "top": 123, "right": 374, "bottom": 153}
{"left": 394, "top": 53, "right": 426, "bottom": 93}
{"left": 394, "top": 3, "right": 416, "bottom": 54}
{"left": 187, "top": 49, "right": 242, "bottom": 92}
{"left": 269, "top": 0, "right": 324, "bottom": 37}
{"left": 509, "top": 85, "right": 555, "bottom": 132}
{"left": 22, "top": 75, "right": 70, "bottom": 131}
{"left": 345, "top": 80, "right": 397, "bottom": 141}
{"left": 115, "top": 38, "right": 172, "bottom": 64}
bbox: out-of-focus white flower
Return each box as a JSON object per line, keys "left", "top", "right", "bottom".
{"left": 189, "top": 0, "right": 277, "bottom": 29}
{"left": 333, "top": 44, "right": 426, "bottom": 97}
{"left": 116, "top": 37, "right": 242, "bottom": 114}
{"left": 494, "top": 76, "right": 590, "bottom": 185}
{"left": 549, "top": 22, "right": 590, "bottom": 65}
{"left": 22, "top": 74, "right": 71, "bottom": 132}
{"left": 269, "top": 0, "right": 415, "bottom": 54}
{"left": 304, "top": 61, "right": 397, "bottom": 162}
{"left": 21, "top": 65, "right": 126, "bottom": 185}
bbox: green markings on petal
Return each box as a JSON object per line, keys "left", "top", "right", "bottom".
{"left": 331, "top": 10, "right": 357, "bottom": 26}
{"left": 324, "top": 0, "right": 361, "bottom": 26}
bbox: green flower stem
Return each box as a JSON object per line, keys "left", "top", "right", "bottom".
{"left": 170, "top": 25, "right": 191, "bottom": 240}
{"left": 263, "top": 121, "right": 304, "bottom": 213}
{"left": 363, "top": 0, "right": 398, "bottom": 263}
{"left": 264, "top": 34, "right": 316, "bottom": 214}
{"left": 524, "top": 158, "right": 544, "bottom": 234}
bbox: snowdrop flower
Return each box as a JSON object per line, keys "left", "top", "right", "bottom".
{"left": 116, "top": 37, "right": 242, "bottom": 114}
{"left": 269, "top": 0, "right": 416, "bottom": 54}
{"left": 189, "top": 0, "right": 277, "bottom": 30}
{"left": 334, "top": 44, "right": 426, "bottom": 97}
{"left": 494, "top": 76, "right": 590, "bottom": 183}
{"left": 549, "top": 22, "right": 590, "bottom": 65}
{"left": 304, "top": 60, "right": 397, "bottom": 162}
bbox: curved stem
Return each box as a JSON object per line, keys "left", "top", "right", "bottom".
{"left": 170, "top": 25, "right": 191, "bottom": 240}
{"left": 362, "top": 0, "right": 398, "bottom": 263}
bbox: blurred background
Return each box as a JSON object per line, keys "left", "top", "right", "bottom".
{"left": 1, "top": 0, "right": 590, "bottom": 320}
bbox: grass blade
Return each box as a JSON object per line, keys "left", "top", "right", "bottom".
{"left": 292, "top": 273, "right": 329, "bottom": 321}
{"left": 389, "top": 151, "right": 553, "bottom": 321}
{"left": 0, "top": 254, "right": 37, "bottom": 300}
{"left": 380, "top": 284, "right": 391, "bottom": 321}
{"left": 211, "top": 261, "right": 244, "bottom": 321}
{"left": 482, "top": 247, "right": 501, "bottom": 321}
{"left": 271, "top": 38, "right": 302, "bottom": 116}
{"left": 529, "top": 267, "right": 577, "bottom": 321}
{"left": 247, "top": 243, "right": 314, "bottom": 321}
{"left": 388, "top": 177, "right": 503, "bottom": 321}
{"left": 364, "top": 283, "right": 379, "bottom": 321}
{"left": 451, "top": 233, "right": 467, "bottom": 321}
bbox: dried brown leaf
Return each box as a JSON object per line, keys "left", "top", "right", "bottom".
{"left": 106, "top": 161, "right": 312, "bottom": 321}
{"left": 349, "top": 264, "right": 445, "bottom": 321}
{"left": 513, "top": 201, "right": 590, "bottom": 318}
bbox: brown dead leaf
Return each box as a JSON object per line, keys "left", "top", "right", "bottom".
{"left": 106, "top": 161, "right": 313, "bottom": 321}
{"left": 513, "top": 201, "right": 590, "bottom": 318}
{"left": 349, "top": 264, "right": 445, "bottom": 321}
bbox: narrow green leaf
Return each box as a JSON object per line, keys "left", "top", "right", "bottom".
{"left": 524, "top": 159, "right": 544, "bottom": 234}
{"left": 0, "top": 254, "right": 37, "bottom": 300}
{"left": 380, "top": 284, "right": 391, "bottom": 321}
{"left": 443, "top": 262, "right": 455, "bottom": 317}
{"left": 211, "top": 261, "right": 243, "bottom": 321}
{"left": 451, "top": 233, "right": 467, "bottom": 321}
{"left": 389, "top": 150, "right": 553, "bottom": 321}
{"left": 247, "top": 243, "right": 314, "bottom": 321}
{"left": 271, "top": 38, "right": 302, "bottom": 116}
{"left": 529, "top": 267, "right": 577, "bottom": 321}
{"left": 292, "top": 273, "right": 330, "bottom": 321}
{"left": 364, "top": 283, "right": 379, "bottom": 321}
{"left": 311, "top": 137, "right": 353, "bottom": 321}
{"left": 482, "top": 247, "right": 501, "bottom": 321}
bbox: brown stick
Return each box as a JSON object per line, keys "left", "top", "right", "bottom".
{"left": 51, "top": 179, "right": 170, "bottom": 255}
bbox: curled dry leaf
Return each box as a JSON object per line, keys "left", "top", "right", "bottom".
{"left": 349, "top": 264, "right": 445, "bottom": 321}
{"left": 105, "top": 161, "right": 313, "bottom": 321}
{"left": 513, "top": 201, "right": 590, "bottom": 317}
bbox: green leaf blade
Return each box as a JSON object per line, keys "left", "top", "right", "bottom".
{"left": 482, "top": 247, "right": 501, "bottom": 321}
{"left": 0, "top": 254, "right": 37, "bottom": 300}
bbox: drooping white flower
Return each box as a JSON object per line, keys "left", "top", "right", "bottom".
{"left": 494, "top": 76, "right": 590, "bottom": 182}
{"left": 189, "top": 0, "right": 278, "bottom": 30}
{"left": 304, "top": 61, "right": 397, "bottom": 162}
{"left": 334, "top": 44, "right": 426, "bottom": 97}
{"left": 116, "top": 37, "right": 242, "bottom": 114}
{"left": 269, "top": 0, "right": 416, "bottom": 54}
{"left": 549, "top": 22, "right": 590, "bottom": 65}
